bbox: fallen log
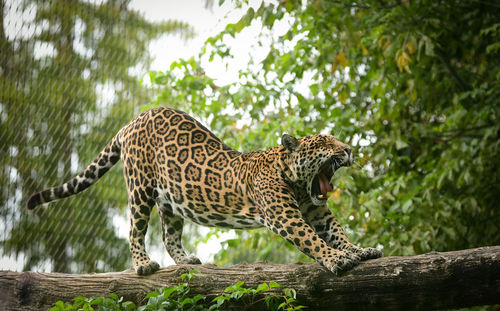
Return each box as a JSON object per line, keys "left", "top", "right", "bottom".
{"left": 0, "top": 246, "right": 499, "bottom": 310}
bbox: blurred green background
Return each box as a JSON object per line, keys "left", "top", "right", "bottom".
{"left": 0, "top": 0, "right": 498, "bottom": 275}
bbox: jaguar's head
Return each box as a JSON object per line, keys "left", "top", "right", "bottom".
{"left": 282, "top": 134, "right": 353, "bottom": 206}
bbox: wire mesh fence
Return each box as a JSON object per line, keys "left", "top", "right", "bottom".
{"left": 0, "top": 0, "right": 191, "bottom": 273}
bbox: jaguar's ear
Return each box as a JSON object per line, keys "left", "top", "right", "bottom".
{"left": 282, "top": 134, "right": 300, "bottom": 152}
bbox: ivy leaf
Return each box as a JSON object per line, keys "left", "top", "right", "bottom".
{"left": 234, "top": 7, "right": 255, "bottom": 33}
{"left": 255, "top": 283, "right": 270, "bottom": 293}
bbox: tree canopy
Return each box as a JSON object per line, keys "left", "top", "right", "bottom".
{"left": 148, "top": 0, "right": 500, "bottom": 263}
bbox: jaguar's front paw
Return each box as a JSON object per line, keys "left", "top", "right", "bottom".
{"left": 135, "top": 260, "right": 160, "bottom": 275}
{"left": 346, "top": 246, "right": 383, "bottom": 261}
{"left": 358, "top": 247, "right": 383, "bottom": 260}
{"left": 323, "top": 250, "right": 360, "bottom": 274}
{"left": 186, "top": 255, "right": 202, "bottom": 264}
{"left": 177, "top": 255, "right": 202, "bottom": 265}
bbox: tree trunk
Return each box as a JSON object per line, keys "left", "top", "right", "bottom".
{"left": 1, "top": 246, "right": 499, "bottom": 310}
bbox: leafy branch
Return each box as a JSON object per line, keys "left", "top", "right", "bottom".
{"left": 425, "top": 124, "right": 496, "bottom": 144}
{"left": 49, "top": 270, "right": 305, "bottom": 311}
{"left": 330, "top": 0, "right": 402, "bottom": 10}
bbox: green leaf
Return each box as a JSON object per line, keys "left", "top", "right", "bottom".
{"left": 108, "top": 293, "right": 119, "bottom": 301}
{"left": 193, "top": 294, "right": 205, "bottom": 304}
{"left": 395, "top": 138, "right": 408, "bottom": 150}
{"left": 269, "top": 281, "right": 281, "bottom": 288}
{"left": 162, "top": 287, "right": 177, "bottom": 299}
{"left": 255, "top": 283, "right": 269, "bottom": 293}
{"left": 234, "top": 7, "right": 255, "bottom": 33}
{"left": 89, "top": 298, "right": 102, "bottom": 305}
{"left": 442, "top": 226, "right": 456, "bottom": 239}
{"left": 212, "top": 295, "right": 229, "bottom": 307}
{"left": 225, "top": 280, "right": 245, "bottom": 292}
{"left": 283, "top": 288, "right": 296, "bottom": 299}
{"left": 181, "top": 297, "right": 193, "bottom": 307}
{"left": 49, "top": 301, "right": 66, "bottom": 311}
{"left": 401, "top": 199, "right": 413, "bottom": 213}
{"left": 122, "top": 301, "right": 136, "bottom": 310}
{"left": 145, "top": 292, "right": 159, "bottom": 299}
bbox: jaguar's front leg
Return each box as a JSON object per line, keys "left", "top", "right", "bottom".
{"left": 256, "top": 189, "right": 361, "bottom": 274}
{"left": 304, "top": 204, "right": 382, "bottom": 261}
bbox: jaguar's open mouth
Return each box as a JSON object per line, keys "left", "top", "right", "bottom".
{"left": 310, "top": 156, "right": 350, "bottom": 204}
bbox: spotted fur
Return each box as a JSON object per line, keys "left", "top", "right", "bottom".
{"left": 27, "top": 107, "right": 382, "bottom": 275}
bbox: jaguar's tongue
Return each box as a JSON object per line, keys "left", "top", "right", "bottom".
{"left": 319, "top": 172, "right": 333, "bottom": 196}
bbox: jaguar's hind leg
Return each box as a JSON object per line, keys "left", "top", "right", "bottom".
{"left": 127, "top": 194, "right": 159, "bottom": 275}
{"left": 158, "top": 204, "right": 201, "bottom": 265}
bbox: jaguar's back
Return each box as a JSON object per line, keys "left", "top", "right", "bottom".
{"left": 119, "top": 107, "right": 262, "bottom": 229}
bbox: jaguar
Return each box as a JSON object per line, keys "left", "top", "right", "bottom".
{"left": 27, "top": 107, "right": 382, "bottom": 275}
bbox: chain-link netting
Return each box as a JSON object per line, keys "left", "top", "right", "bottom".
{"left": 0, "top": 0, "right": 191, "bottom": 273}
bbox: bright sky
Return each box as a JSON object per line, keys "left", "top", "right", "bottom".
{"left": 130, "top": 0, "right": 268, "bottom": 85}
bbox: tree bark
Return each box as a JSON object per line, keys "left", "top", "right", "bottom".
{"left": 1, "top": 246, "right": 499, "bottom": 310}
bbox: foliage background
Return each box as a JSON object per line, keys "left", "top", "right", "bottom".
{"left": 0, "top": 0, "right": 192, "bottom": 272}
{"left": 1, "top": 0, "right": 499, "bottom": 274}
{"left": 147, "top": 0, "right": 500, "bottom": 264}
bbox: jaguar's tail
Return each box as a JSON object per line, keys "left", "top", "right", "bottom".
{"left": 26, "top": 132, "right": 122, "bottom": 210}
